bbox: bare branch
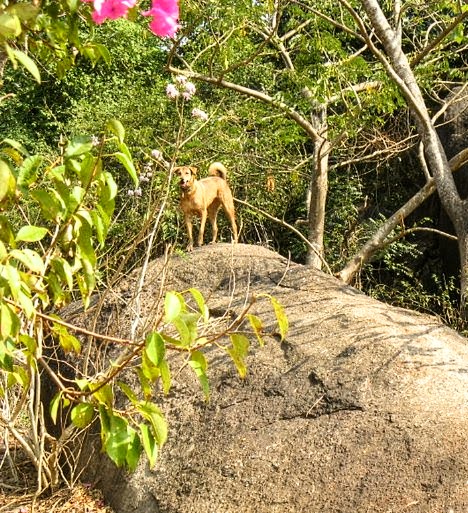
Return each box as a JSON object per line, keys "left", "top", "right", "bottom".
{"left": 233, "top": 197, "right": 333, "bottom": 274}
{"left": 167, "top": 64, "right": 323, "bottom": 142}
{"left": 338, "top": 147, "right": 468, "bottom": 284}
{"left": 411, "top": 11, "right": 468, "bottom": 67}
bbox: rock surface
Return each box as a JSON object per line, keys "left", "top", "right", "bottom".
{"left": 75, "top": 243, "right": 468, "bottom": 513}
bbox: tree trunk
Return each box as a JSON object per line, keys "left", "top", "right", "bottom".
{"left": 458, "top": 230, "right": 468, "bottom": 316}
{"left": 357, "top": 0, "right": 468, "bottom": 311}
{"left": 306, "top": 108, "right": 329, "bottom": 268}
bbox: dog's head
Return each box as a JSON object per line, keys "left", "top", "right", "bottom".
{"left": 174, "top": 166, "right": 197, "bottom": 190}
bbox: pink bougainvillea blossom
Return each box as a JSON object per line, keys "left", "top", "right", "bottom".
{"left": 83, "top": 0, "right": 137, "bottom": 24}
{"left": 82, "top": 0, "right": 179, "bottom": 38}
{"left": 142, "top": 0, "right": 180, "bottom": 37}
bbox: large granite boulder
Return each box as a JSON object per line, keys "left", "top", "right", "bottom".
{"left": 69, "top": 243, "right": 468, "bottom": 513}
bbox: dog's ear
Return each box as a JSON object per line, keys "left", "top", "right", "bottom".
{"left": 173, "top": 166, "right": 182, "bottom": 176}
{"left": 189, "top": 166, "right": 198, "bottom": 176}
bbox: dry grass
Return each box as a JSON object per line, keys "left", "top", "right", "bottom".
{"left": 0, "top": 443, "right": 114, "bottom": 513}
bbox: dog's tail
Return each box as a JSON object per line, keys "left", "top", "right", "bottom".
{"left": 208, "top": 162, "right": 228, "bottom": 180}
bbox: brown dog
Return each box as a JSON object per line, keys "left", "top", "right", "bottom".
{"left": 175, "top": 162, "right": 238, "bottom": 251}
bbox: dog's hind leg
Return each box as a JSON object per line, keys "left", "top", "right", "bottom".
{"left": 197, "top": 210, "right": 208, "bottom": 247}
{"left": 185, "top": 215, "right": 195, "bottom": 251}
{"left": 222, "top": 195, "right": 238, "bottom": 243}
{"left": 208, "top": 203, "right": 221, "bottom": 244}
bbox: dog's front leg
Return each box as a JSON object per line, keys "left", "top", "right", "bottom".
{"left": 197, "top": 210, "right": 207, "bottom": 247}
{"left": 185, "top": 215, "right": 194, "bottom": 251}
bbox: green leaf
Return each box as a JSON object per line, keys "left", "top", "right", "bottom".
{"left": 78, "top": 154, "right": 99, "bottom": 188}
{"left": 0, "top": 241, "right": 6, "bottom": 262}
{"left": 107, "top": 119, "right": 125, "bottom": 143}
{"left": 164, "top": 291, "right": 184, "bottom": 322}
{"left": 114, "top": 151, "right": 138, "bottom": 187}
{"left": 248, "top": 314, "right": 264, "bottom": 346}
{"left": 0, "top": 159, "right": 16, "bottom": 206}
{"left": 101, "top": 171, "right": 118, "bottom": 204}
{"left": 94, "top": 43, "right": 111, "bottom": 65}
{"left": 71, "top": 403, "right": 95, "bottom": 428}
{"left": 136, "top": 367, "right": 152, "bottom": 400}
{"left": 49, "top": 392, "right": 62, "bottom": 425}
{"left": 2, "top": 262, "right": 21, "bottom": 299}
{"left": 188, "top": 288, "right": 209, "bottom": 322}
{"left": 145, "top": 331, "right": 166, "bottom": 367}
{"left": 17, "top": 155, "right": 42, "bottom": 189}
{"left": 90, "top": 210, "right": 106, "bottom": 247}
{"left": 140, "top": 423, "right": 159, "bottom": 468}
{"left": 227, "top": 333, "right": 250, "bottom": 379}
{"left": 0, "top": 14, "right": 21, "bottom": 38}
{"left": 50, "top": 257, "right": 74, "bottom": 291}
{"left": 9, "top": 48, "right": 41, "bottom": 83}
{"left": 30, "top": 189, "right": 62, "bottom": 222}
{"left": 0, "top": 215, "right": 15, "bottom": 246}
{"left": 0, "top": 339, "right": 14, "bottom": 371}
{"left": 17, "top": 288, "right": 35, "bottom": 318}
{"left": 91, "top": 383, "right": 113, "bottom": 408}
{"left": 126, "top": 429, "right": 142, "bottom": 471}
{"left": 0, "top": 302, "right": 20, "bottom": 339}
{"left": 137, "top": 402, "right": 168, "bottom": 446}
{"left": 117, "top": 381, "right": 138, "bottom": 404}
{"left": 64, "top": 136, "right": 93, "bottom": 159}
{"left": 98, "top": 405, "right": 111, "bottom": 444}
{"left": 270, "top": 296, "right": 288, "bottom": 341}
{"left": 172, "top": 317, "right": 191, "bottom": 346}
{"left": 10, "top": 248, "right": 45, "bottom": 274}
{"left": 141, "top": 351, "right": 161, "bottom": 382}
{"left": 11, "top": 365, "right": 29, "bottom": 389}
{"left": 50, "top": 320, "right": 81, "bottom": 354}
{"left": 20, "top": 334, "right": 37, "bottom": 354}
{"left": 1, "top": 138, "right": 29, "bottom": 156}
{"left": 159, "top": 359, "right": 171, "bottom": 395}
{"left": 189, "top": 350, "right": 210, "bottom": 401}
{"left": 15, "top": 226, "right": 48, "bottom": 243}
{"left": 8, "top": 3, "right": 39, "bottom": 21}
{"left": 105, "top": 414, "right": 131, "bottom": 467}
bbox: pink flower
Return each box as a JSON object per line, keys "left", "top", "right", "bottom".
{"left": 142, "top": 0, "right": 180, "bottom": 38}
{"left": 191, "top": 108, "right": 208, "bottom": 121}
{"left": 184, "top": 81, "right": 196, "bottom": 95}
{"left": 166, "top": 83, "right": 179, "bottom": 99}
{"left": 83, "top": 0, "right": 137, "bottom": 24}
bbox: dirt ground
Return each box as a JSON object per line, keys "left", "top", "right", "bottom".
{"left": 0, "top": 442, "right": 114, "bottom": 513}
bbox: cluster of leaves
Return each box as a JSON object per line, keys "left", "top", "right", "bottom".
{"left": 0, "top": 115, "right": 289, "bottom": 484}
{"left": 0, "top": 0, "right": 109, "bottom": 81}
{"left": 48, "top": 288, "right": 288, "bottom": 471}
{"left": 0, "top": 121, "right": 136, "bottom": 484}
